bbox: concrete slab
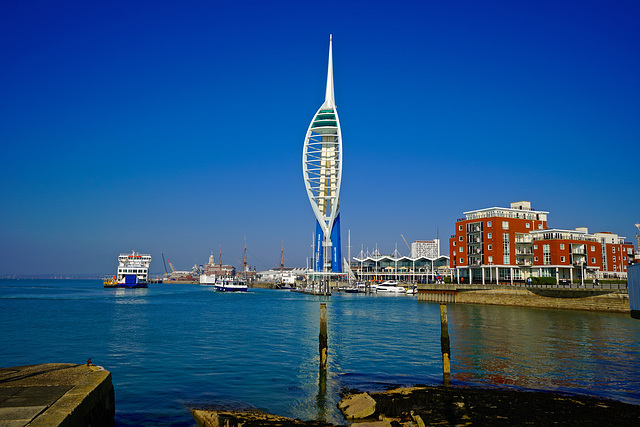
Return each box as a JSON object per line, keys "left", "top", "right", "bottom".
{"left": 0, "top": 405, "right": 47, "bottom": 425}
{"left": 0, "top": 363, "right": 114, "bottom": 427}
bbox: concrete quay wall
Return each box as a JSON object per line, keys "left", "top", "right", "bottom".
{"left": 417, "top": 285, "right": 630, "bottom": 313}
{"left": 0, "top": 363, "right": 115, "bottom": 427}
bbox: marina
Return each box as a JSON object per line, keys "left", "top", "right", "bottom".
{"left": 1, "top": 279, "right": 639, "bottom": 426}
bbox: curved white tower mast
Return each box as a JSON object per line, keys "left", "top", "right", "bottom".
{"left": 303, "top": 35, "right": 343, "bottom": 272}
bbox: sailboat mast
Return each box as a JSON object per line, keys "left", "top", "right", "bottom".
{"left": 280, "top": 240, "right": 284, "bottom": 279}
{"left": 243, "top": 237, "right": 248, "bottom": 280}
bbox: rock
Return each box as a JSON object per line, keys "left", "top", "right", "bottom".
{"left": 349, "top": 422, "right": 392, "bottom": 427}
{"left": 338, "top": 392, "right": 377, "bottom": 419}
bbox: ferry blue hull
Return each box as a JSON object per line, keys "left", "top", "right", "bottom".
{"left": 214, "top": 286, "right": 247, "bottom": 292}
{"left": 117, "top": 283, "right": 148, "bottom": 289}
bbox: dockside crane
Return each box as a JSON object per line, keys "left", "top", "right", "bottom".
{"left": 162, "top": 253, "right": 169, "bottom": 277}
{"left": 401, "top": 234, "right": 412, "bottom": 255}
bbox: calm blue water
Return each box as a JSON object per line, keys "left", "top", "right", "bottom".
{"left": 1, "top": 280, "right": 639, "bottom": 425}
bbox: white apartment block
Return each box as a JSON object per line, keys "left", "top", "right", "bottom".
{"left": 411, "top": 239, "right": 440, "bottom": 258}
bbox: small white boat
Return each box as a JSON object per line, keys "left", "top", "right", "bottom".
{"left": 214, "top": 277, "right": 248, "bottom": 292}
{"left": 405, "top": 285, "right": 417, "bottom": 295}
{"left": 376, "top": 280, "right": 406, "bottom": 293}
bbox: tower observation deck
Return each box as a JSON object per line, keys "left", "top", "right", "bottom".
{"left": 303, "top": 35, "right": 343, "bottom": 274}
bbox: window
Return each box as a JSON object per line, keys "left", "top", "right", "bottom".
{"left": 453, "top": 241, "right": 456, "bottom": 246}
{"left": 459, "top": 247, "right": 463, "bottom": 253}
{"left": 560, "top": 244, "right": 565, "bottom": 250}
{"left": 543, "top": 244, "right": 551, "bottom": 265}
{"left": 488, "top": 244, "right": 493, "bottom": 250}
{"left": 534, "top": 244, "right": 538, "bottom": 250}
{"left": 591, "top": 245, "right": 595, "bottom": 251}
{"left": 459, "top": 225, "right": 463, "bottom": 231}
{"left": 487, "top": 221, "right": 492, "bottom": 227}
{"left": 591, "top": 257, "right": 595, "bottom": 263}
{"left": 538, "top": 224, "right": 543, "bottom": 229}
{"left": 560, "top": 256, "right": 565, "bottom": 262}
{"left": 502, "top": 221, "right": 509, "bottom": 230}
{"left": 487, "top": 232, "right": 492, "bottom": 239}
{"left": 459, "top": 236, "right": 463, "bottom": 241}
{"left": 488, "top": 256, "right": 493, "bottom": 263}
{"left": 612, "top": 247, "right": 616, "bottom": 253}
{"left": 460, "top": 258, "right": 463, "bottom": 263}
{"left": 613, "top": 256, "right": 616, "bottom": 262}
{"left": 503, "top": 233, "right": 510, "bottom": 264}
{"left": 535, "top": 256, "right": 539, "bottom": 262}
{"left": 526, "top": 223, "right": 530, "bottom": 229}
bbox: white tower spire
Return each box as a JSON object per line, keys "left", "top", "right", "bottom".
{"left": 323, "top": 34, "right": 335, "bottom": 109}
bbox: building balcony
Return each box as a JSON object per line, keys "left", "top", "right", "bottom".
{"left": 515, "top": 250, "right": 533, "bottom": 255}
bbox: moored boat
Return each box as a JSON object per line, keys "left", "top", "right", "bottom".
{"left": 376, "top": 280, "right": 406, "bottom": 293}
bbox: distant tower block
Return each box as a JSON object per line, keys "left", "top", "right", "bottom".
{"left": 303, "top": 35, "right": 342, "bottom": 273}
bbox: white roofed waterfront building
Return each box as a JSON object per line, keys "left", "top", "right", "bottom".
{"left": 353, "top": 247, "right": 450, "bottom": 284}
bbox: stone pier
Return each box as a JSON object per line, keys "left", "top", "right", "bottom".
{"left": 0, "top": 363, "right": 115, "bottom": 427}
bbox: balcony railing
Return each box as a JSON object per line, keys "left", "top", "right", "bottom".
{"left": 515, "top": 250, "right": 533, "bottom": 255}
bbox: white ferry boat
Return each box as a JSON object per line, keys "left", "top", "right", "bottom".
{"left": 104, "top": 251, "right": 152, "bottom": 288}
{"left": 214, "top": 277, "right": 248, "bottom": 292}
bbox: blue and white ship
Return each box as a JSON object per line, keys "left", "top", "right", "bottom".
{"left": 214, "top": 277, "right": 248, "bottom": 292}
{"left": 104, "top": 251, "right": 152, "bottom": 288}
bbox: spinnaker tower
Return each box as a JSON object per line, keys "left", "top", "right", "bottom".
{"left": 302, "top": 35, "right": 343, "bottom": 274}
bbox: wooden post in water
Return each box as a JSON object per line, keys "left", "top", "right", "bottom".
{"left": 440, "top": 303, "right": 451, "bottom": 386}
{"left": 319, "top": 303, "right": 328, "bottom": 371}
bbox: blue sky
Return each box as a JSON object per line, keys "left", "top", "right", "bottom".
{"left": 1, "top": 0, "right": 639, "bottom": 276}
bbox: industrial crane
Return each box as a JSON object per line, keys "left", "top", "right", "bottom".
{"left": 167, "top": 259, "right": 177, "bottom": 274}
{"left": 401, "top": 234, "right": 412, "bottom": 255}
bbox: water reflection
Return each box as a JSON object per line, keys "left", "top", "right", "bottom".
{"left": 316, "top": 368, "right": 327, "bottom": 422}
{"left": 449, "top": 304, "right": 640, "bottom": 403}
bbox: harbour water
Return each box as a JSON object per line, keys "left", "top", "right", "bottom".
{"left": 1, "top": 279, "right": 639, "bottom": 425}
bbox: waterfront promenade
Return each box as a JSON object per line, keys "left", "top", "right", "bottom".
{"left": 417, "top": 282, "right": 630, "bottom": 312}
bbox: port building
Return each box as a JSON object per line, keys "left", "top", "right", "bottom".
{"left": 353, "top": 241, "right": 450, "bottom": 283}
{"left": 449, "top": 201, "right": 635, "bottom": 284}
{"left": 202, "top": 253, "right": 235, "bottom": 277}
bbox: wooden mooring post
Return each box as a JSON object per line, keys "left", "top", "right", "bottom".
{"left": 319, "top": 303, "right": 328, "bottom": 371}
{"left": 440, "top": 303, "right": 451, "bottom": 386}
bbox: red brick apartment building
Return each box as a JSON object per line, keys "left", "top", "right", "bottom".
{"left": 449, "top": 201, "right": 635, "bottom": 284}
